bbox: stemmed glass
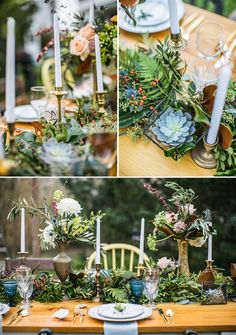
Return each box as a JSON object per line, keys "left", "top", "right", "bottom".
{"left": 143, "top": 268, "right": 160, "bottom": 310}
{"left": 16, "top": 273, "right": 34, "bottom": 310}
{"left": 2, "top": 280, "right": 17, "bottom": 307}
{"left": 196, "top": 22, "right": 224, "bottom": 61}
{"left": 30, "top": 86, "right": 48, "bottom": 117}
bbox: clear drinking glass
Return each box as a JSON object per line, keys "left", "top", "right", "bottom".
{"left": 143, "top": 268, "right": 160, "bottom": 309}
{"left": 17, "top": 274, "right": 34, "bottom": 310}
{"left": 196, "top": 22, "right": 224, "bottom": 61}
{"left": 30, "top": 86, "right": 48, "bottom": 117}
{"left": 190, "top": 58, "right": 220, "bottom": 92}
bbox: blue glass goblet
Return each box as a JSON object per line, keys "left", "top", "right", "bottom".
{"left": 129, "top": 279, "right": 144, "bottom": 304}
{"left": 3, "top": 280, "right": 17, "bottom": 307}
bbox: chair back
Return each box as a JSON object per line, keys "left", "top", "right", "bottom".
{"left": 5, "top": 257, "right": 54, "bottom": 272}
{"left": 86, "top": 243, "right": 149, "bottom": 271}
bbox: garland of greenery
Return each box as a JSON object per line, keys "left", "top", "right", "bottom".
{"left": 119, "top": 39, "right": 236, "bottom": 175}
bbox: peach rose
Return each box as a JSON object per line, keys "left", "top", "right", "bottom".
{"left": 70, "top": 34, "right": 90, "bottom": 61}
{"left": 79, "top": 24, "right": 95, "bottom": 41}
{"left": 120, "top": 0, "right": 139, "bottom": 7}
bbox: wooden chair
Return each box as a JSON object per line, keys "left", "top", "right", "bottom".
{"left": 5, "top": 257, "right": 54, "bottom": 272}
{"left": 86, "top": 243, "right": 149, "bottom": 271}
{"left": 41, "top": 58, "right": 75, "bottom": 92}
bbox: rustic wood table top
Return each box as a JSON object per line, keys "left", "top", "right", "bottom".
{"left": 119, "top": 4, "right": 236, "bottom": 177}
{"left": 2, "top": 300, "right": 236, "bottom": 333}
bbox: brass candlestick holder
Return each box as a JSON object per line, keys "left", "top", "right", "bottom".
{"left": 93, "top": 264, "right": 101, "bottom": 302}
{"left": 198, "top": 260, "right": 215, "bottom": 284}
{"left": 137, "top": 263, "right": 145, "bottom": 277}
{"left": 92, "top": 60, "right": 97, "bottom": 109}
{"left": 51, "top": 87, "right": 67, "bottom": 123}
{"left": 167, "top": 31, "right": 187, "bottom": 75}
{"left": 191, "top": 135, "right": 218, "bottom": 169}
{"left": 96, "top": 91, "right": 107, "bottom": 115}
{"left": 7, "top": 122, "right": 17, "bottom": 155}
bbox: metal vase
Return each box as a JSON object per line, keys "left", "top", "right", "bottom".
{"left": 53, "top": 242, "right": 72, "bottom": 283}
{"left": 177, "top": 239, "right": 190, "bottom": 276}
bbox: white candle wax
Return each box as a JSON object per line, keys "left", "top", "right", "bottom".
{"left": 206, "top": 209, "right": 212, "bottom": 261}
{"left": 207, "top": 64, "right": 232, "bottom": 144}
{"left": 5, "top": 17, "right": 16, "bottom": 123}
{"left": 53, "top": 13, "right": 62, "bottom": 87}
{"left": 138, "top": 218, "right": 145, "bottom": 264}
{"left": 95, "top": 34, "right": 104, "bottom": 92}
{"left": 20, "top": 208, "right": 26, "bottom": 253}
{"left": 89, "top": 0, "right": 94, "bottom": 26}
{"left": 0, "top": 135, "right": 4, "bottom": 159}
{"left": 95, "top": 217, "right": 101, "bottom": 264}
{"left": 168, "top": 0, "right": 180, "bottom": 35}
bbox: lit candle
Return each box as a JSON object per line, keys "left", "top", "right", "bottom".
{"left": 0, "top": 135, "right": 4, "bottom": 159}
{"left": 95, "top": 217, "right": 101, "bottom": 264}
{"left": 207, "top": 64, "right": 231, "bottom": 145}
{"left": 168, "top": 0, "right": 180, "bottom": 35}
{"left": 94, "top": 34, "right": 104, "bottom": 92}
{"left": 89, "top": 0, "right": 94, "bottom": 26}
{"left": 206, "top": 209, "right": 212, "bottom": 261}
{"left": 5, "top": 17, "right": 16, "bottom": 123}
{"left": 138, "top": 218, "right": 145, "bottom": 264}
{"left": 20, "top": 208, "right": 26, "bottom": 253}
{"left": 53, "top": 13, "right": 62, "bottom": 87}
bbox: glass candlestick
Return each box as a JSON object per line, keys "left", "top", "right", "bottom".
{"left": 93, "top": 264, "right": 101, "bottom": 302}
{"left": 167, "top": 31, "right": 187, "bottom": 75}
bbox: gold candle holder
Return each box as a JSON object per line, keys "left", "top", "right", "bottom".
{"left": 198, "top": 260, "right": 215, "bottom": 284}
{"left": 51, "top": 87, "right": 67, "bottom": 123}
{"left": 137, "top": 263, "right": 145, "bottom": 277}
{"left": 93, "top": 264, "right": 101, "bottom": 303}
{"left": 96, "top": 91, "right": 107, "bottom": 115}
{"left": 191, "top": 135, "right": 218, "bottom": 169}
{"left": 92, "top": 60, "right": 97, "bottom": 109}
{"left": 7, "top": 122, "right": 17, "bottom": 155}
{"left": 167, "top": 31, "right": 187, "bottom": 75}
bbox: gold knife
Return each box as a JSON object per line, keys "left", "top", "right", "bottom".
{"left": 181, "top": 13, "right": 198, "bottom": 30}
{"left": 7, "top": 309, "right": 23, "bottom": 325}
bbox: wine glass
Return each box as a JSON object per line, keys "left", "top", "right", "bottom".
{"left": 2, "top": 280, "right": 17, "bottom": 307}
{"left": 143, "top": 268, "right": 160, "bottom": 309}
{"left": 190, "top": 58, "right": 220, "bottom": 92}
{"left": 129, "top": 279, "right": 144, "bottom": 304}
{"left": 30, "top": 86, "right": 48, "bottom": 117}
{"left": 17, "top": 274, "right": 34, "bottom": 310}
{"left": 196, "top": 22, "right": 224, "bottom": 61}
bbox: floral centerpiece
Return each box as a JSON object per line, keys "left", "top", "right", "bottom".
{"left": 144, "top": 182, "right": 216, "bottom": 275}
{"left": 119, "top": 40, "right": 236, "bottom": 175}
{"left": 8, "top": 189, "right": 104, "bottom": 282}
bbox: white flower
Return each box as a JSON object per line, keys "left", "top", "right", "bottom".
{"left": 189, "top": 237, "right": 205, "bottom": 247}
{"left": 181, "top": 204, "right": 196, "bottom": 215}
{"left": 157, "top": 257, "right": 171, "bottom": 270}
{"left": 57, "top": 198, "right": 82, "bottom": 216}
{"left": 42, "top": 224, "right": 56, "bottom": 245}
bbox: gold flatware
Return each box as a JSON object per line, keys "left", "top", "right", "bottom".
{"left": 14, "top": 310, "right": 28, "bottom": 325}
{"left": 165, "top": 309, "right": 174, "bottom": 324}
{"left": 182, "top": 16, "right": 205, "bottom": 40}
{"left": 7, "top": 309, "right": 23, "bottom": 326}
{"left": 225, "top": 31, "right": 236, "bottom": 45}
{"left": 181, "top": 13, "right": 198, "bottom": 30}
{"left": 158, "top": 308, "right": 169, "bottom": 325}
{"left": 79, "top": 308, "right": 87, "bottom": 323}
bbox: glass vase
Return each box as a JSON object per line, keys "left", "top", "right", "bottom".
{"left": 177, "top": 240, "right": 190, "bottom": 276}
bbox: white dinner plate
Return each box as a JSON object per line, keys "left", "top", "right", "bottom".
{"left": 89, "top": 305, "right": 152, "bottom": 322}
{"left": 0, "top": 303, "right": 10, "bottom": 315}
{"left": 14, "top": 105, "right": 38, "bottom": 122}
{"left": 98, "top": 303, "right": 144, "bottom": 319}
{"left": 119, "top": 0, "right": 185, "bottom": 34}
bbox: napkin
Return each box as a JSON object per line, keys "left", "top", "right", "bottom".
{"left": 104, "top": 321, "right": 138, "bottom": 335}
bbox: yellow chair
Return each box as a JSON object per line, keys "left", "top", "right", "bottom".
{"left": 41, "top": 58, "right": 76, "bottom": 92}
{"left": 86, "top": 243, "right": 149, "bottom": 271}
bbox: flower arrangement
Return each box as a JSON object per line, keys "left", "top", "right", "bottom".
{"left": 144, "top": 181, "right": 216, "bottom": 251}
{"left": 119, "top": 40, "right": 236, "bottom": 175}
{"left": 8, "top": 190, "right": 104, "bottom": 250}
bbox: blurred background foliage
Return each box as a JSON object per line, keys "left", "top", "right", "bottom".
{"left": 0, "top": 178, "right": 235, "bottom": 275}
{"left": 184, "top": 0, "right": 236, "bottom": 16}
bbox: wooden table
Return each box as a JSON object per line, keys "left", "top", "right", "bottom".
{"left": 2, "top": 300, "right": 236, "bottom": 334}
{"left": 119, "top": 4, "right": 236, "bottom": 177}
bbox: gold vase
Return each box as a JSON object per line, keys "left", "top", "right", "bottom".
{"left": 53, "top": 242, "right": 72, "bottom": 284}
{"left": 177, "top": 240, "right": 190, "bottom": 276}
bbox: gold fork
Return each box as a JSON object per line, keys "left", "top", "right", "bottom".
{"left": 181, "top": 13, "right": 198, "bottom": 30}
{"left": 79, "top": 308, "right": 87, "bottom": 323}
{"left": 215, "top": 31, "right": 236, "bottom": 68}
{"left": 182, "top": 15, "right": 205, "bottom": 41}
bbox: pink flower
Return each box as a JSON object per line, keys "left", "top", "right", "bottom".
{"left": 165, "top": 212, "right": 178, "bottom": 224}
{"left": 173, "top": 221, "right": 187, "bottom": 233}
{"left": 120, "top": 0, "right": 139, "bottom": 7}
{"left": 78, "top": 24, "right": 95, "bottom": 41}
{"left": 157, "top": 257, "right": 171, "bottom": 270}
{"left": 70, "top": 35, "right": 90, "bottom": 61}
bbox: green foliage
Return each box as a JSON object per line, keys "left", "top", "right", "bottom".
{"left": 33, "top": 272, "right": 63, "bottom": 303}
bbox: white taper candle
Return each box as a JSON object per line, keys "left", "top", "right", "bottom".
{"left": 168, "top": 0, "right": 180, "bottom": 35}
{"left": 207, "top": 64, "right": 231, "bottom": 145}
{"left": 95, "top": 217, "right": 101, "bottom": 264}
{"left": 20, "top": 208, "right": 26, "bottom": 253}
{"left": 206, "top": 209, "right": 212, "bottom": 261}
{"left": 53, "top": 13, "right": 62, "bottom": 87}
{"left": 5, "top": 17, "right": 16, "bottom": 123}
{"left": 138, "top": 218, "right": 145, "bottom": 264}
{"left": 94, "top": 34, "right": 104, "bottom": 92}
{"left": 89, "top": 0, "right": 94, "bottom": 26}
